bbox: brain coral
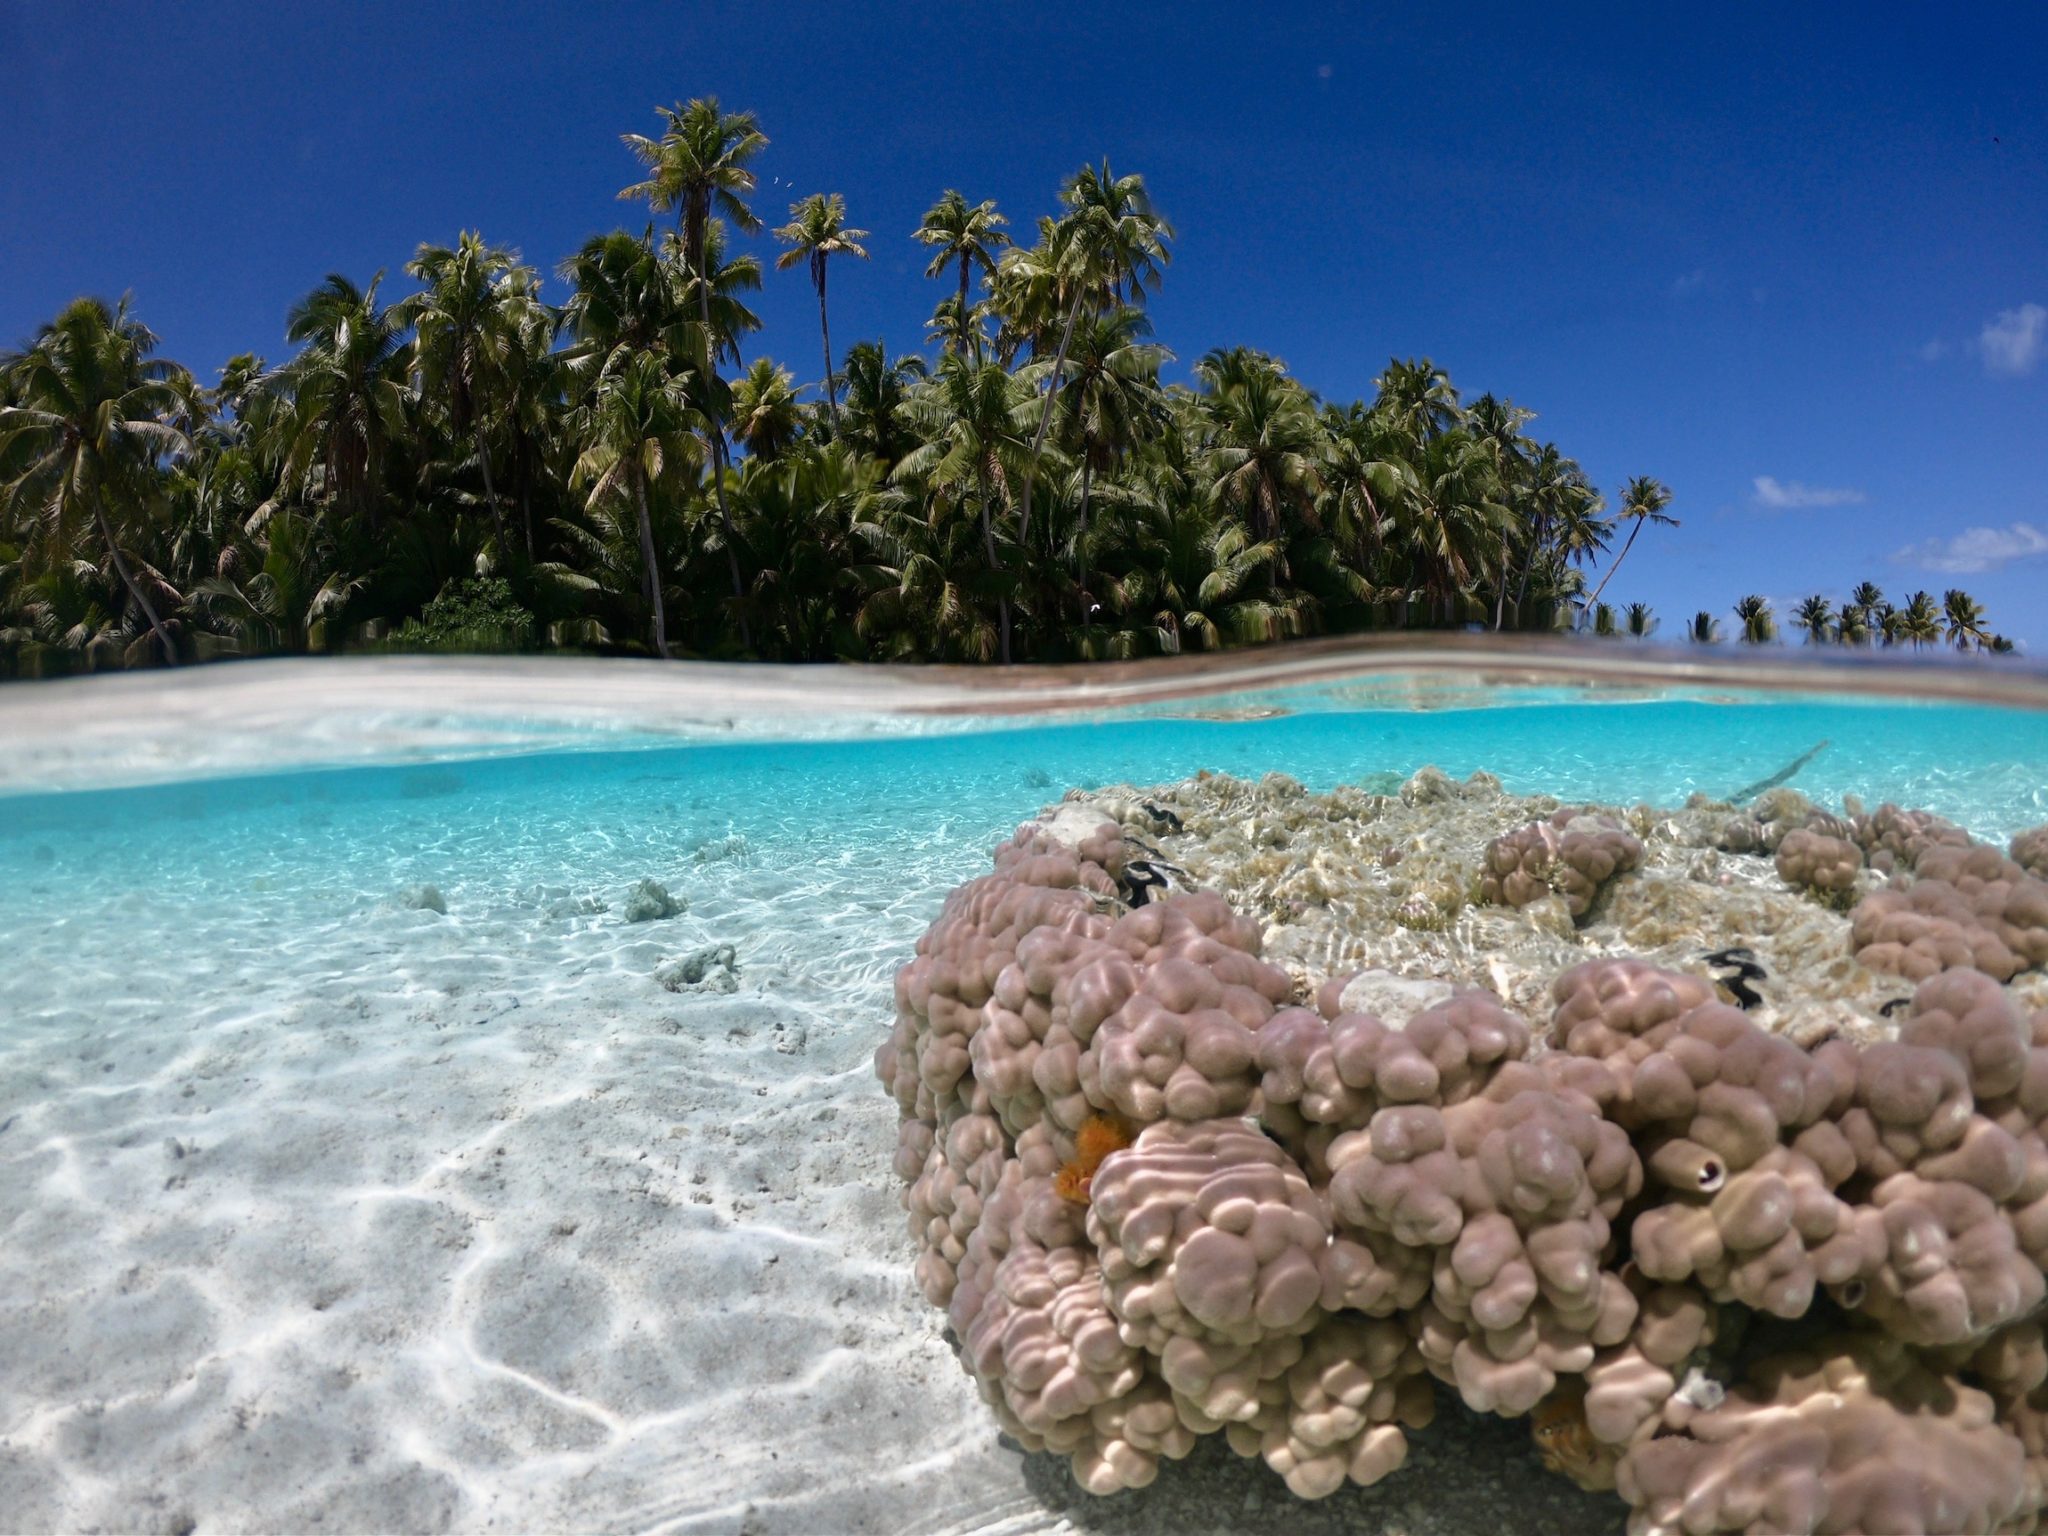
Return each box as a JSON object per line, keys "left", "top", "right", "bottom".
{"left": 880, "top": 812, "right": 2048, "bottom": 1529}
{"left": 1850, "top": 843, "right": 2048, "bottom": 984}
{"left": 1479, "top": 810, "right": 1645, "bottom": 921}
{"left": 1775, "top": 826, "right": 1865, "bottom": 907}
{"left": 2016, "top": 825, "right": 2048, "bottom": 881}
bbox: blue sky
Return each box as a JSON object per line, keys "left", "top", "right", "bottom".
{"left": 4, "top": 2, "right": 2043, "bottom": 643}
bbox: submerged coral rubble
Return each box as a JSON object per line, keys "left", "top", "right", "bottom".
{"left": 876, "top": 769, "right": 2048, "bottom": 1534}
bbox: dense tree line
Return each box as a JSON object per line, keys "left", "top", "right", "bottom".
{"left": 0, "top": 98, "right": 2014, "bottom": 676}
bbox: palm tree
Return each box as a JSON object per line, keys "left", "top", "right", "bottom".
{"left": 272, "top": 273, "right": 409, "bottom": 535}
{"left": 1733, "top": 594, "right": 1777, "bottom": 644}
{"left": 398, "top": 232, "right": 536, "bottom": 556}
{"left": 1583, "top": 475, "right": 1675, "bottom": 615}
{"left": 1088, "top": 491, "right": 1307, "bottom": 655}
{"left": 1374, "top": 358, "right": 1462, "bottom": 444}
{"left": 1844, "top": 580, "right": 1885, "bottom": 645}
{"left": 1942, "top": 588, "right": 1988, "bottom": 651}
{"left": 195, "top": 508, "right": 359, "bottom": 653}
{"left": 0, "top": 297, "right": 195, "bottom": 663}
{"left": 1688, "top": 610, "right": 1722, "bottom": 644}
{"left": 913, "top": 192, "right": 1008, "bottom": 362}
{"left": 1466, "top": 393, "right": 1533, "bottom": 628}
{"left": 896, "top": 355, "right": 1037, "bottom": 663}
{"left": 558, "top": 228, "right": 686, "bottom": 382}
{"left": 570, "top": 353, "right": 701, "bottom": 657}
{"left": 1624, "top": 601, "right": 1657, "bottom": 639}
{"left": 1015, "top": 162, "right": 1172, "bottom": 564}
{"left": 1899, "top": 589, "right": 1942, "bottom": 650}
{"left": 773, "top": 193, "right": 869, "bottom": 425}
{"left": 1052, "top": 307, "right": 1169, "bottom": 617}
{"left": 1199, "top": 355, "right": 1323, "bottom": 544}
{"left": 1511, "top": 444, "right": 1602, "bottom": 624}
{"left": 728, "top": 358, "right": 802, "bottom": 462}
{"left": 618, "top": 97, "right": 768, "bottom": 643}
{"left": 663, "top": 221, "right": 764, "bottom": 369}
{"left": 1387, "top": 430, "right": 1510, "bottom": 621}
{"left": 836, "top": 343, "right": 926, "bottom": 469}
{"left": 1793, "top": 594, "right": 1835, "bottom": 645}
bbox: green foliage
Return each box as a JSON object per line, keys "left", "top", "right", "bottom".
{"left": 388, "top": 577, "right": 536, "bottom": 653}
{"left": 0, "top": 106, "right": 2022, "bottom": 672}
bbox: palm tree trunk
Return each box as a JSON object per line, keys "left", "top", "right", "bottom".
{"left": 978, "top": 464, "right": 1010, "bottom": 665}
{"left": 1492, "top": 528, "right": 1511, "bottom": 630}
{"left": 816, "top": 262, "right": 839, "bottom": 426}
{"left": 1017, "top": 289, "right": 1085, "bottom": 551}
{"left": 1077, "top": 456, "right": 1093, "bottom": 632}
{"left": 633, "top": 467, "right": 669, "bottom": 659}
{"left": 518, "top": 447, "right": 535, "bottom": 563}
{"left": 474, "top": 422, "right": 508, "bottom": 555}
{"left": 1583, "top": 515, "right": 1643, "bottom": 622}
{"left": 959, "top": 258, "right": 977, "bottom": 362}
{"left": 694, "top": 250, "right": 751, "bottom": 649}
{"left": 94, "top": 493, "right": 177, "bottom": 665}
{"left": 1513, "top": 511, "right": 1546, "bottom": 617}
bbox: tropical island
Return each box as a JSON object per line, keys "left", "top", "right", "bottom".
{"left": 0, "top": 97, "right": 2019, "bottom": 680}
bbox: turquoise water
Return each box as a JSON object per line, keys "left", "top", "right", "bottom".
{"left": 2, "top": 670, "right": 2047, "bottom": 1533}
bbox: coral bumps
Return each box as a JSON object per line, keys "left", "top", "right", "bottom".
{"left": 878, "top": 811, "right": 2048, "bottom": 1533}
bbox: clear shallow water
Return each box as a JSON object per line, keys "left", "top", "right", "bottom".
{"left": 3, "top": 660, "right": 2048, "bottom": 1533}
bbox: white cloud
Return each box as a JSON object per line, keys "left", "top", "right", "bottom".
{"left": 1752, "top": 476, "right": 1866, "bottom": 509}
{"left": 1980, "top": 303, "right": 2046, "bottom": 376}
{"left": 1892, "top": 522, "right": 2048, "bottom": 574}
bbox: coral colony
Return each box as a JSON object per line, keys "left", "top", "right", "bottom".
{"left": 877, "top": 773, "right": 2048, "bottom": 1534}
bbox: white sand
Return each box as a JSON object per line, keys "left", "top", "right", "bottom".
{"left": 0, "top": 738, "right": 1622, "bottom": 1534}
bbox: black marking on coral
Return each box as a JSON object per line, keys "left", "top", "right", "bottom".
{"left": 1141, "top": 801, "right": 1184, "bottom": 833}
{"left": 1879, "top": 997, "right": 1913, "bottom": 1018}
{"left": 1122, "top": 861, "right": 1174, "bottom": 907}
{"left": 1704, "top": 947, "right": 1768, "bottom": 1010}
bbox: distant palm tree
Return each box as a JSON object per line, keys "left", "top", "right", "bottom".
{"left": 273, "top": 273, "right": 409, "bottom": 535}
{"left": 897, "top": 355, "right": 1037, "bottom": 663}
{"left": 1942, "top": 588, "right": 1989, "bottom": 651}
{"left": 1840, "top": 581, "right": 1884, "bottom": 647}
{"left": 571, "top": 353, "right": 700, "bottom": 657}
{"left": 836, "top": 343, "right": 926, "bottom": 469}
{"left": 1584, "top": 475, "right": 1675, "bottom": 615}
{"left": 1624, "top": 600, "right": 1657, "bottom": 638}
{"left": 1053, "top": 306, "right": 1170, "bottom": 616}
{"left": 0, "top": 297, "right": 196, "bottom": 663}
{"left": 1733, "top": 594, "right": 1777, "bottom": 644}
{"left": 1202, "top": 361, "right": 1324, "bottom": 543}
{"left": 1015, "top": 162, "right": 1173, "bottom": 561}
{"left": 913, "top": 191, "right": 1008, "bottom": 362}
{"left": 1374, "top": 358, "right": 1463, "bottom": 444}
{"left": 399, "top": 232, "right": 537, "bottom": 556}
{"left": 773, "top": 193, "right": 869, "bottom": 425}
{"left": 619, "top": 97, "right": 769, "bottom": 642}
{"left": 728, "top": 358, "right": 801, "bottom": 462}
{"left": 1898, "top": 589, "right": 1942, "bottom": 650}
{"left": 1591, "top": 601, "right": 1618, "bottom": 637}
{"left": 1792, "top": 594, "right": 1835, "bottom": 645}
{"left": 1688, "top": 610, "right": 1723, "bottom": 644}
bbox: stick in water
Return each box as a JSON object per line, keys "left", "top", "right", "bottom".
{"left": 1728, "top": 739, "right": 1831, "bottom": 805}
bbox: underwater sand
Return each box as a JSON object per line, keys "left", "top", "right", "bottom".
{"left": 3, "top": 665, "right": 2047, "bottom": 1533}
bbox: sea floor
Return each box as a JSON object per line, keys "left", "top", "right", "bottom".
{"left": 2, "top": 698, "right": 2046, "bottom": 1533}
